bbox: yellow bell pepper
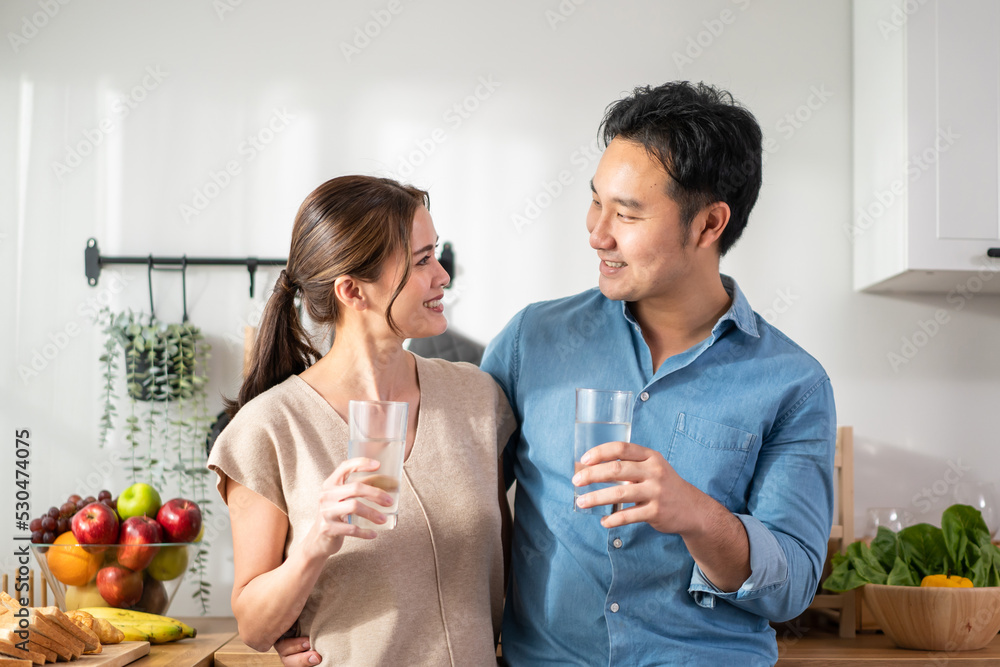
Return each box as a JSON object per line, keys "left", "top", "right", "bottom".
{"left": 920, "top": 574, "right": 973, "bottom": 588}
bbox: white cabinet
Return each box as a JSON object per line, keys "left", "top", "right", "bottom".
{"left": 852, "top": 0, "right": 1000, "bottom": 293}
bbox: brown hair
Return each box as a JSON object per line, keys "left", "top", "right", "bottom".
{"left": 225, "top": 175, "right": 429, "bottom": 417}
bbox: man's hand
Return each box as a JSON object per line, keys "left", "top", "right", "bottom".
{"left": 571, "top": 441, "right": 702, "bottom": 533}
{"left": 275, "top": 637, "right": 320, "bottom": 666}
{"left": 572, "top": 441, "right": 751, "bottom": 591}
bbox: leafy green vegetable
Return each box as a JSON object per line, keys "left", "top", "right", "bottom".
{"left": 823, "top": 551, "right": 870, "bottom": 592}
{"left": 886, "top": 556, "right": 918, "bottom": 586}
{"left": 897, "top": 523, "right": 947, "bottom": 579}
{"left": 821, "top": 504, "right": 1000, "bottom": 592}
{"left": 869, "top": 526, "right": 898, "bottom": 572}
{"left": 942, "top": 504, "right": 991, "bottom": 573}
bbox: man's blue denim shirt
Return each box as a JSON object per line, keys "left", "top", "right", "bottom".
{"left": 481, "top": 276, "right": 836, "bottom": 666}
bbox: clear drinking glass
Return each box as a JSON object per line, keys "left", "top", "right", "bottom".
{"left": 574, "top": 388, "right": 634, "bottom": 516}
{"left": 347, "top": 400, "right": 408, "bottom": 530}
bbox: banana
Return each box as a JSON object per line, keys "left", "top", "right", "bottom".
{"left": 77, "top": 607, "right": 197, "bottom": 644}
{"left": 116, "top": 621, "right": 191, "bottom": 643}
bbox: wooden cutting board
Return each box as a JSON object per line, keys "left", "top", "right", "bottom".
{"left": 75, "top": 641, "right": 150, "bottom": 666}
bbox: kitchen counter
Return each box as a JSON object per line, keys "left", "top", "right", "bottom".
{"left": 210, "top": 625, "right": 1000, "bottom": 665}
{"left": 133, "top": 616, "right": 238, "bottom": 667}
{"left": 776, "top": 630, "right": 1000, "bottom": 665}
{"left": 213, "top": 635, "right": 281, "bottom": 666}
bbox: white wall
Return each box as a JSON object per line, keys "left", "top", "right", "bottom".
{"left": 1, "top": 0, "right": 998, "bottom": 617}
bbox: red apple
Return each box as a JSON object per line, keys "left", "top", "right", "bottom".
{"left": 96, "top": 565, "right": 143, "bottom": 608}
{"left": 117, "top": 516, "right": 162, "bottom": 571}
{"left": 156, "top": 498, "right": 202, "bottom": 543}
{"left": 137, "top": 576, "right": 168, "bottom": 614}
{"left": 71, "top": 502, "right": 119, "bottom": 552}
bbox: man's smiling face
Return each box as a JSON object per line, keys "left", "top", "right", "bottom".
{"left": 586, "top": 137, "right": 698, "bottom": 304}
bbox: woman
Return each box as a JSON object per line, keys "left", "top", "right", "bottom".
{"left": 207, "top": 175, "right": 515, "bottom": 666}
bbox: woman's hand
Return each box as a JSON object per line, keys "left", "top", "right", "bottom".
{"left": 275, "top": 637, "right": 321, "bottom": 666}
{"left": 306, "top": 457, "right": 396, "bottom": 558}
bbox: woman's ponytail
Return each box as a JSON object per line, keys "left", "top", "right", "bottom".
{"left": 224, "top": 269, "right": 320, "bottom": 418}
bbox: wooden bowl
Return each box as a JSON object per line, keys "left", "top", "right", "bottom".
{"left": 864, "top": 583, "right": 1000, "bottom": 651}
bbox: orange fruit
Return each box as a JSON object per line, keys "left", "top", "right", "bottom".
{"left": 46, "top": 532, "right": 102, "bottom": 586}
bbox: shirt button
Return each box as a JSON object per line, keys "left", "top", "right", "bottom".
{"left": 610, "top": 602, "right": 620, "bottom": 613}
{"left": 613, "top": 538, "right": 623, "bottom": 548}
{"left": 640, "top": 392, "right": 649, "bottom": 401}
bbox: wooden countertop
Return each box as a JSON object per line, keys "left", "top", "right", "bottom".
{"left": 213, "top": 636, "right": 281, "bottom": 667}
{"left": 776, "top": 631, "right": 1000, "bottom": 665}
{"left": 211, "top": 623, "right": 1000, "bottom": 665}
{"left": 131, "top": 616, "right": 238, "bottom": 667}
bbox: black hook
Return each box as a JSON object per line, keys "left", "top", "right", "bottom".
{"left": 181, "top": 256, "right": 189, "bottom": 323}
{"left": 247, "top": 259, "right": 258, "bottom": 298}
{"left": 147, "top": 255, "right": 155, "bottom": 319}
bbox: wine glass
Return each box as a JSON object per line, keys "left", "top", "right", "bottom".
{"left": 953, "top": 482, "right": 999, "bottom": 538}
{"left": 865, "top": 507, "right": 913, "bottom": 543}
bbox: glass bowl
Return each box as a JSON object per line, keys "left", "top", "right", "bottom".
{"left": 30, "top": 542, "right": 196, "bottom": 614}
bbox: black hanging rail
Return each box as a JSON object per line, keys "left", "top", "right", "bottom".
{"left": 85, "top": 238, "right": 456, "bottom": 298}
{"left": 85, "top": 238, "right": 286, "bottom": 297}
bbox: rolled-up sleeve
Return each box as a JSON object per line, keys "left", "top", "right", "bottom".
{"left": 688, "top": 513, "right": 788, "bottom": 607}
{"left": 687, "top": 378, "right": 836, "bottom": 621}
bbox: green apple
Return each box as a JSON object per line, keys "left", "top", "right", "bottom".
{"left": 64, "top": 583, "right": 106, "bottom": 610}
{"left": 117, "top": 483, "right": 162, "bottom": 520}
{"left": 147, "top": 544, "right": 188, "bottom": 581}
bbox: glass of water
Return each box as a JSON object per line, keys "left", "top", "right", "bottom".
{"left": 347, "top": 400, "right": 408, "bottom": 530}
{"left": 574, "top": 388, "right": 633, "bottom": 515}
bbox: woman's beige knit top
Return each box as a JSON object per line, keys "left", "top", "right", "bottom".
{"left": 208, "top": 355, "right": 516, "bottom": 666}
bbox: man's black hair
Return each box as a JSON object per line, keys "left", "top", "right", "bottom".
{"left": 599, "top": 81, "right": 763, "bottom": 256}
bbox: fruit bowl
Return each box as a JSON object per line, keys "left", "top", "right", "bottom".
{"left": 31, "top": 541, "right": 196, "bottom": 615}
{"left": 864, "top": 583, "right": 1000, "bottom": 651}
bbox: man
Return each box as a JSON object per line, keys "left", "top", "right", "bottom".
{"left": 481, "top": 82, "right": 835, "bottom": 665}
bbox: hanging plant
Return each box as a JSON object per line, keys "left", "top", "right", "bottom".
{"left": 95, "top": 306, "right": 214, "bottom": 613}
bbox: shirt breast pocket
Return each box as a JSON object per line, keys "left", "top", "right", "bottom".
{"left": 665, "top": 413, "right": 757, "bottom": 509}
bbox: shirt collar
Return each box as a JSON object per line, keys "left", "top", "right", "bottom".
{"left": 619, "top": 274, "right": 760, "bottom": 339}
{"left": 718, "top": 274, "right": 759, "bottom": 338}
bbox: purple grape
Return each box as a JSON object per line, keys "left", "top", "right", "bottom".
{"left": 41, "top": 516, "right": 56, "bottom": 531}
{"left": 41, "top": 531, "right": 55, "bottom": 544}
{"left": 47, "top": 507, "right": 60, "bottom": 518}
{"left": 83, "top": 496, "right": 96, "bottom": 505}
{"left": 56, "top": 518, "right": 70, "bottom": 534}
{"left": 60, "top": 502, "right": 77, "bottom": 518}
{"left": 75, "top": 499, "right": 87, "bottom": 511}
{"left": 29, "top": 518, "right": 43, "bottom": 532}
{"left": 30, "top": 530, "right": 43, "bottom": 543}
{"left": 98, "top": 490, "right": 112, "bottom": 501}
{"left": 67, "top": 494, "right": 82, "bottom": 504}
